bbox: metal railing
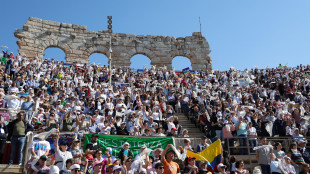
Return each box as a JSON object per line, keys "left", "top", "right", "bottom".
{"left": 226, "top": 136, "right": 310, "bottom": 172}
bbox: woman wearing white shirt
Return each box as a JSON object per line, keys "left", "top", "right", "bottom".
{"left": 247, "top": 122, "right": 257, "bottom": 153}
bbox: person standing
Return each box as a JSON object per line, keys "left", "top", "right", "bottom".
{"left": 161, "top": 144, "right": 180, "bottom": 174}
{"left": 196, "top": 136, "right": 209, "bottom": 153}
{"left": 256, "top": 137, "right": 272, "bottom": 174}
{"left": 0, "top": 114, "right": 8, "bottom": 163}
{"left": 7, "top": 112, "right": 33, "bottom": 165}
{"left": 54, "top": 131, "right": 73, "bottom": 171}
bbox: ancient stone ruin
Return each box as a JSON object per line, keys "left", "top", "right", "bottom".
{"left": 15, "top": 17, "right": 212, "bottom": 70}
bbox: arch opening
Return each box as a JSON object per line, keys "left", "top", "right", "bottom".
{"left": 172, "top": 56, "right": 192, "bottom": 71}
{"left": 44, "top": 47, "right": 66, "bottom": 63}
{"left": 130, "top": 54, "right": 151, "bottom": 70}
{"left": 89, "top": 53, "right": 109, "bottom": 67}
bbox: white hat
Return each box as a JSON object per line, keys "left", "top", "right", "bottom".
{"left": 69, "top": 164, "right": 80, "bottom": 170}
{"left": 122, "top": 142, "right": 130, "bottom": 148}
{"left": 141, "top": 145, "right": 147, "bottom": 149}
{"left": 217, "top": 163, "right": 226, "bottom": 170}
{"left": 49, "top": 165, "right": 60, "bottom": 174}
{"left": 151, "top": 123, "right": 158, "bottom": 127}
{"left": 113, "top": 165, "right": 122, "bottom": 171}
{"left": 139, "top": 168, "right": 147, "bottom": 173}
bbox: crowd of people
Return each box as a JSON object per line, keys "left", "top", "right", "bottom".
{"left": 0, "top": 46, "right": 309, "bottom": 174}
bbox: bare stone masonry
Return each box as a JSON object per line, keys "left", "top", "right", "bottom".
{"left": 15, "top": 17, "right": 212, "bottom": 70}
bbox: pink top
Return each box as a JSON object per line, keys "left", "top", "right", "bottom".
{"left": 223, "top": 124, "right": 235, "bottom": 139}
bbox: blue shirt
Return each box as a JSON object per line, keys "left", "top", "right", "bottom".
{"left": 236, "top": 121, "right": 247, "bottom": 136}
{"left": 270, "top": 160, "right": 282, "bottom": 173}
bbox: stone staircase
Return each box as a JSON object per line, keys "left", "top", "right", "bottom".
{"left": 176, "top": 113, "right": 206, "bottom": 138}
{"left": 0, "top": 164, "right": 23, "bottom": 174}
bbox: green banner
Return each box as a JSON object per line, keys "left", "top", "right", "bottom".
{"left": 83, "top": 134, "right": 174, "bottom": 157}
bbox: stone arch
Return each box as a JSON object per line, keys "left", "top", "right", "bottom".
{"left": 172, "top": 56, "right": 192, "bottom": 71}
{"left": 127, "top": 48, "right": 156, "bottom": 64}
{"left": 88, "top": 52, "right": 109, "bottom": 67}
{"left": 38, "top": 40, "right": 72, "bottom": 61}
{"left": 84, "top": 45, "right": 109, "bottom": 58}
{"left": 130, "top": 54, "right": 152, "bottom": 69}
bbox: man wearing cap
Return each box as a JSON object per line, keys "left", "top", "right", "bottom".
{"left": 118, "top": 142, "right": 133, "bottom": 164}
{"left": 161, "top": 144, "right": 180, "bottom": 174}
{"left": 115, "top": 121, "right": 129, "bottom": 135}
{"left": 196, "top": 136, "right": 209, "bottom": 153}
{"left": 216, "top": 163, "right": 227, "bottom": 174}
{"left": 113, "top": 165, "right": 122, "bottom": 174}
{"left": 298, "top": 140, "right": 310, "bottom": 164}
{"left": 30, "top": 155, "right": 50, "bottom": 174}
{"left": 84, "top": 154, "right": 94, "bottom": 174}
{"left": 69, "top": 164, "right": 81, "bottom": 174}
{"left": 85, "top": 134, "right": 100, "bottom": 155}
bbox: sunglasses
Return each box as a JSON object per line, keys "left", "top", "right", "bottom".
{"left": 158, "top": 167, "right": 164, "bottom": 169}
{"left": 126, "top": 160, "right": 133, "bottom": 163}
{"left": 73, "top": 169, "right": 81, "bottom": 172}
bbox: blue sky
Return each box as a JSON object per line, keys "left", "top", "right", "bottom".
{"left": 1, "top": 0, "right": 309, "bottom": 71}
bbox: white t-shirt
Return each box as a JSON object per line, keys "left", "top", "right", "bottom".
{"left": 55, "top": 150, "right": 73, "bottom": 171}
{"left": 168, "top": 122, "right": 176, "bottom": 132}
{"left": 248, "top": 127, "right": 257, "bottom": 140}
{"left": 28, "top": 140, "right": 51, "bottom": 157}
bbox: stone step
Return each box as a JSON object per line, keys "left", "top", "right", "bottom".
{"left": 0, "top": 164, "right": 23, "bottom": 174}
{"left": 188, "top": 132, "right": 206, "bottom": 137}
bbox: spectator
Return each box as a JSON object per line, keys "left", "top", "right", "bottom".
{"left": 8, "top": 112, "right": 33, "bottom": 165}
{"left": 298, "top": 140, "right": 310, "bottom": 164}
{"left": 236, "top": 116, "right": 248, "bottom": 155}
{"left": 280, "top": 156, "right": 296, "bottom": 174}
{"left": 273, "top": 142, "right": 285, "bottom": 159}
{"left": 54, "top": 131, "right": 73, "bottom": 171}
{"left": 94, "top": 149, "right": 104, "bottom": 162}
{"left": 69, "top": 164, "right": 81, "bottom": 174}
{"left": 85, "top": 134, "right": 100, "bottom": 155}
{"left": 256, "top": 137, "right": 272, "bottom": 174}
{"left": 183, "top": 157, "right": 198, "bottom": 174}
{"left": 29, "top": 135, "right": 51, "bottom": 159}
{"left": 299, "top": 163, "right": 310, "bottom": 174}
{"left": 59, "top": 158, "right": 73, "bottom": 174}
{"left": 118, "top": 142, "right": 133, "bottom": 164}
{"left": 30, "top": 155, "right": 50, "bottom": 174}
{"left": 155, "top": 162, "right": 164, "bottom": 174}
{"left": 288, "top": 142, "right": 304, "bottom": 174}
{"left": 0, "top": 114, "right": 7, "bottom": 163}
{"left": 270, "top": 153, "right": 282, "bottom": 174}
{"left": 21, "top": 95, "right": 34, "bottom": 120}
{"left": 234, "top": 160, "right": 248, "bottom": 174}
{"left": 92, "top": 160, "right": 104, "bottom": 174}
{"left": 196, "top": 136, "right": 209, "bottom": 153}
{"left": 70, "top": 138, "right": 83, "bottom": 163}
{"left": 161, "top": 144, "right": 180, "bottom": 174}
{"left": 217, "top": 163, "right": 227, "bottom": 174}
